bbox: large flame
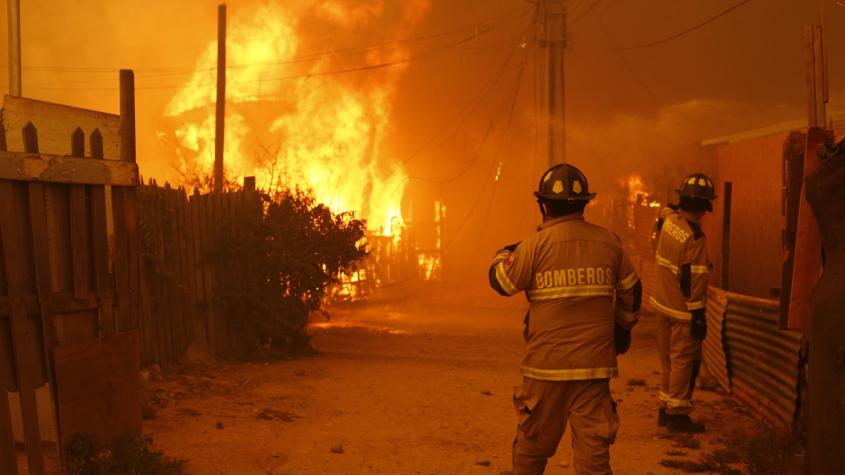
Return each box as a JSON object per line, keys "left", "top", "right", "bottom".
{"left": 161, "top": 1, "right": 429, "bottom": 235}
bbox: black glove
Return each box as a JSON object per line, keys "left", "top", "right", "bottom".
{"left": 690, "top": 309, "right": 707, "bottom": 340}
{"left": 503, "top": 242, "right": 520, "bottom": 253}
{"left": 614, "top": 324, "right": 632, "bottom": 355}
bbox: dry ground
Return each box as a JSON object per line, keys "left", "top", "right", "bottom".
{"left": 144, "top": 284, "right": 758, "bottom": 474}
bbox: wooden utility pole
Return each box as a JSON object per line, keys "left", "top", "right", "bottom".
{"left": 120, "top": 70, "right": 137, "bottom": 164}
{"left": 787, "top": 24, "right": 829, "bottom": 331}
{"left": 805, "top": 24, "right": 828, "bottom": 128}
{"left": 539, "top": 0, "right": 566, "bottom": 166}
{"left": 214, "top": 4, "right": 227, "bottom": 193}
{"left": 8, "top": 0, "right": 21, "bottom": 96}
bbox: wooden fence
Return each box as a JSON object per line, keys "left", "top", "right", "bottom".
{"left": 137, "top": 178, "right": 260, "bottom": 365}
{"left": 0, "top": 72, "right": 141, "bottom": 474}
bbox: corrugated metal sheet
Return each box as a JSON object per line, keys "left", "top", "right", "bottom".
{"left": 703, "top": 287, "right": 730, "bottom": 392}
{"left": 723, "top": 292, "right": 805, "bottom": 428}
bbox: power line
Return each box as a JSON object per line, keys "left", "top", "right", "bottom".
{"left": 599, "top": 0, "right": 752, "bottom": 51}
{"left": 443, "top": 43, "right": 530, "bottom": 252}
{"left": 593, "top": 11, "right": 660, "bottom": 104}
{"left": 23, "top": 26, "right": 507, "bottom": 92}
{"left": 0, "top": 9, "right": 527, "bottom": 76}
{"left": 477, "top": 45, "right": 533, "bottom": 243}
{"left": 406, "top": 33, "right": 533, "bottom": 176}
{"left": 401, "top": 12, "right": 535, "bottom": 168}
{"left": 16, "top": 6, "right": 534, "bottom": 91}
{"left": 569, "top": 0, "right": 604, "bottom": 27}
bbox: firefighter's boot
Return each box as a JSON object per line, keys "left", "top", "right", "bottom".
{"left": 667, "top": 414, "right": 705, "bottom": 433}
{"left": 657, "top": 408, "right": 668, "bottom": 427}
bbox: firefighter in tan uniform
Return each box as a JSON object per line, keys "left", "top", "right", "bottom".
{"left": 489, "top": 164, "right": 642, "bottom": 475}
{"left": 650, "top": 173, "right": 716, "bottom": 433}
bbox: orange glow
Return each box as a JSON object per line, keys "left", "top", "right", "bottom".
{"left": 161, "top": 2, "right": 431, "bottom": 236}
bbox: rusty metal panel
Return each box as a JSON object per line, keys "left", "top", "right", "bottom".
{"left": 723, "top": 292, "right": 804, "bottom": 428}
{"left": 703, "top": 287, "right": 729, "bottom": 393}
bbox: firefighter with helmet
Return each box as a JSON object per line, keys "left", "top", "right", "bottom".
{"left": 650, "top": 173, "right": 716, "bottom": 433}
{"left": 489, "top": 163, "right": 642, "bottom": 475}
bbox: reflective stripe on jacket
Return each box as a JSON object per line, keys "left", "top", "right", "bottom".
{"left": 651, "top": 208, "right": 710, "bottom": 320}
{"left": 489, "top": 214, "right": 641, "bottom": 381}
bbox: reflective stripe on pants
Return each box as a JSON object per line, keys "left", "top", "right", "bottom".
{"left": 656, "top": 313, "right": 702, "bottom": 415}
{"left": 512, "top": 377, "right": 618, "bottom": 475}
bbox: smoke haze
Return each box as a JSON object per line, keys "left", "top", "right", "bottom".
{"left": 0, "top": 0, "right": 842, "bottom": 285}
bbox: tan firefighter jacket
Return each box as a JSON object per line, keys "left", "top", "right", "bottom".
{"left": 489, "top": 214, "right": 642, "bottom": 381}
{"left": 649, "top": 207, "right": 710, "bottom": 320}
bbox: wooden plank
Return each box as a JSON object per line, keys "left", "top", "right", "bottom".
{"left": 137, "top": 225, "right": 156, "bottom": 364}
{"left": 48, "top": 291, "right": 107, "bottom": 315}
{"left": 137, "top": 185, "right": 158, "bottom": 364}
{"left": 0, "top": 116, "right": 7, "bottom": 152}
{"left": 0, "top": 292, "right": 105, "bottom": 318}
{"left": 209, "top": 193, "right": 222, "bottom": 352}
{"left": 779, "top": 132, "right": 806, "bottom": 328}
{"left": 125, "top": 188, "right": 140, "bottom": 333}
{"left": 0, "top": 206, "right": 6, "bottom": 301}
{"left": 179, "top": 190, "right": 197, "bottom": 349}
{"left": 165, "top": 189, "right": 181, "bottom": 361}
{"left": 23, "top": 122, "right": 39, "bottom": 154}
{"left": 0, "top": 181, "right": 45, "bottom": 475}
{"left": 173, "top": 190, "right": 188, "bottom": 353}
{"left": 70, "top": 128, "right": 84, "bottom": 157}
{"left": 787, "top": 127, "right": 828, "bottom": 331}
{"left": 90, "top": 135, "right": 114, "bottom": 336}
{"left": 0, "top": 340, "right": 19, "bottom": 473}
{"left": 53, "top": 331, "right": 141, "bottom": 453}
{"left": 90, "top": 129, "right": 104, "bottom": 160}
{"left": 157, "top": 187, "right": 170, "bottom": 363}
{"left": 171, "top": 189, "right": 190, "bottom": 359}
{"left": 119, "top": 71, "right": 136, "bottom": 165}
{"left": 0, "top": 151, "right": 139, "bottom": 186}
{"left": 20, "top": 120, "right": 58, "bottom": 392}
{"left": 43, "top": 184, "right": 72, "bottom": 299}
{"left": 189, "top": 191, "right": 208, "bottom": 350}
{"left": 200, "top": 194, "right": 216, "bottom": 354}
{"left": 167, "top": 188, "right": 181, "bottom": 362}
{"left": 1, "top": 95, "right": 120, "bottom": 159}
{"left": 111, "top": 188, "right": 130, "bottom": 332}
{"left": 90, "top": 184, "right": 113, "bottom": 336}
{"left": 154, "top": 187, "right": 170, "bottom": 363}
{"left": 69, "top": 186, "right": 90, "bottom": 301}
{"left": 26, "top": 184, "right": 57, "bottom": 380}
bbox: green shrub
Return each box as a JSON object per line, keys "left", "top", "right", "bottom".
{"left": 212, "top": 187, "right": 367, "bottom": 359}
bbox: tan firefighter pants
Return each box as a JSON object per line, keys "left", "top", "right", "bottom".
{"left": 656, "top": 313, "right": 703, "bottom": 415}
{"left": 511, "top": 377, "right": 619, "bottom": 475}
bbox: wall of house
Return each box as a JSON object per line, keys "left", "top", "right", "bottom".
{"left": 707, "top": 132, "right": 789, "bottom": 299}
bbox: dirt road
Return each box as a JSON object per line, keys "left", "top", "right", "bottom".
{"left": 146, "top": 286, "right": 756, "bottom": 474}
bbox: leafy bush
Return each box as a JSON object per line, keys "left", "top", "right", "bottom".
{"left": 212, "top": 187, "right": 367, "bottom": 359}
